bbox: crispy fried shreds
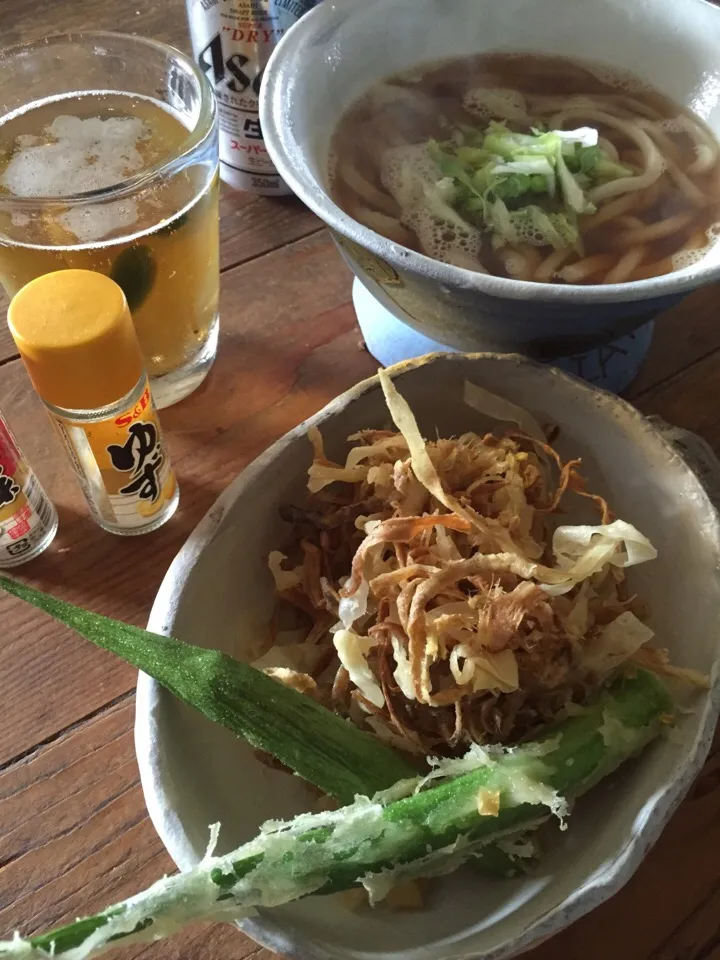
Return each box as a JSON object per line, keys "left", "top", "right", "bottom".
{"left": 331, "top": 664, "right": 350, "bottom": 708}
{"left": 476, "top": 789, "right": 502, "bottom": 816}
{"left": 265, "top": 374, "right": 706, "bottom": 755}
{"left": 308, "top": 462, "right": 368, "bottom": 493}
{"left": 630, "top": 646, "right": 710, "bottom": 689}
{"left": 268, "top": 551, "right": 303, "bottom": 592}
{"left": 476, "top": 581, "right": 554, "bottom": 652}
{"left": 343, "top": 515, "right": 472, "bottom": 598}
{"left": 567, "top": 471, "right": 614, "bottom": 525}
{"left": 301, "top": 540, "right": 325, "bottom": 609}
{"left": 462, "top": 380, "right": 546, "bottom": 443}
{"left": 307, "top": 424, "right": 326, "bottom": 461}
{"left": 264, "top": 667, "right": 319, "bottom": 699}
{"left": 508, "top": 432, "right": 583, "bottom": 515}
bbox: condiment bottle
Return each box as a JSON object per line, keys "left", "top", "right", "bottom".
{"left": 0, "top": 413, "right": 58, "bottom": 567}
{"left": 8, "top": 270, "right": 179, "bottom": 536}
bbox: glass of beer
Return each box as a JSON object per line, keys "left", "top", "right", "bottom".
{"left": 0, "top": 33, "right": 219, "bottom": 409}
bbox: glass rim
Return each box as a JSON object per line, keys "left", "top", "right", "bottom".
{"left": 0, "top": 30, "right": 217, "bottom": 209}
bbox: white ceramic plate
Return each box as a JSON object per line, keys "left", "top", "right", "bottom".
{"left": 136, "top": 354, "right": 720, "bottom": 960}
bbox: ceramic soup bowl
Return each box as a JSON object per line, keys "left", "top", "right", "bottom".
{"left": 136, "top": 354, "right": 720, "bottom": 960}
{"left": 260, "top": 0, "right": 720, "bottom": 359}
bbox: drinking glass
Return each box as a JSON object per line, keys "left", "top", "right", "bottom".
{"left": 0, "top": 32, "right": 220, "bottom": 408}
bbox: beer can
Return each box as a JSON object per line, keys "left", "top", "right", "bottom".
{"left": 0, "top": 414, "right": 58, "bottom": 568}
{"left": 185, "top": 0, "right": 318, "bottom": 195}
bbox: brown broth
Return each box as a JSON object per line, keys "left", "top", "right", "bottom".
{"left": 328, "top": 53, "right": 720, "bottom": 284}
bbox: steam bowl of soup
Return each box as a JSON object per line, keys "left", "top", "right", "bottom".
{"left": 260, "top": 0, "right": 720, "bottom": 359}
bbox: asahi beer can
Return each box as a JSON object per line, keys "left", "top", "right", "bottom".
{"left": 186, "top": 0, "right": 318, "bottom": 195}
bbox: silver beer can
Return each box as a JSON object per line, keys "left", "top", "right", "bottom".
{"left": 185, "top": 0, "right": 317, "bottom": 195}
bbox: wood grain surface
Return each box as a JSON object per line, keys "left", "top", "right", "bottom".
{"left": 0, "top": 2, "right": 719, "bottom": 959}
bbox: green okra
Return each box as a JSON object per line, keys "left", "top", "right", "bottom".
{"left": 0, "top": 577, "right": 528, "bottom": 878}
{"left": 0, "top": 669, "right": 672, "bottom": 960}
{"left": 0, "top": 576, "right": 415, "bottom": 803}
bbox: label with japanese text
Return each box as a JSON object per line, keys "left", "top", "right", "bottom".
{"left": 0, "top": 416, "right": 57, "bottom": 566}
{"left": 52, "top": 380, "right": 177, "bottom": 531}
{"left": 186, "top": 0, "right": 317, "bottom": 194}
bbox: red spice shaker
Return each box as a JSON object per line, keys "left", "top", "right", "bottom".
{"left": 0, "top": 413, "right": 58, "bottom": 567}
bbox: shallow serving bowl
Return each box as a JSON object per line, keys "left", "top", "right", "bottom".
{"left": 260, "top": 0, "right": 720, "bottom": 359}
{"left": 136, "top": 354, "right": 720, "bottom": 960}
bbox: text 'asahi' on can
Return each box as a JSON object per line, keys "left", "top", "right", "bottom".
{"left": 7, "top": 270, "right": 179, "bottom": 536}
{"left": 186, "top": 0, "right": 318, "bottom": 195}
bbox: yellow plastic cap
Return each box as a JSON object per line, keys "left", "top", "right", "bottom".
{"left": 7, "top": 270, "right": 145, "bottom": 410}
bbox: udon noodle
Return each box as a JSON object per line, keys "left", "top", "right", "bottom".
{"left": 329, "top": 54, "right": 720, "bottom": 284}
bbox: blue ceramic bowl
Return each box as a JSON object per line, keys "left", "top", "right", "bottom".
{"left": 260, "top": 0, "right": 720, "bottom": 359}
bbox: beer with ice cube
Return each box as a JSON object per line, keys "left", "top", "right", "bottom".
{"left": 0, "top": 34, "right": 219, "bottom": 408}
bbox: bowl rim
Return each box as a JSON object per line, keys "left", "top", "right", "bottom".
{"left": 259, "top": 0, "right": 720, "bottom": 304}
{"left": 136, "top": 352, "right": 720, "bottom": 960}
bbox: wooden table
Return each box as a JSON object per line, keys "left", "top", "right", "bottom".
{"left": 1, "top": 2, "right": 719, "bottom": 958}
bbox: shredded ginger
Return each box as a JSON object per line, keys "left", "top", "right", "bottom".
{"left": 263, "top": 370, "right": 703, "bottom": 757}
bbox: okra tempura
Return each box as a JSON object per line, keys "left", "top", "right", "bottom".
{"left": 0, "top": 373, "right": 710, "bottom": 960}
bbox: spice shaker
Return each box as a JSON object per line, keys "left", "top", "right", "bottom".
{"left": 0, "top": 413, "right": 58, "bottom": 567}
{"left": 185, "top": 0, "right": 318, "bottom": 194}
{"left": 8, "top": 270, "right": 179, "bottom": 536}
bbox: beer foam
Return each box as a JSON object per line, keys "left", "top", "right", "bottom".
{"left": 1, "top": 113, "right": 151, "bottom": 243}
{"left": 59, "top": 199, "right": 139, "bottom": 244}
{"left": 1, "top": 114, "right": 149, "bottom": 199}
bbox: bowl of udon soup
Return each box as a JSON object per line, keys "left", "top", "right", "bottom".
{"left": 260, "top": 0, "right": 720, "bottom": 358}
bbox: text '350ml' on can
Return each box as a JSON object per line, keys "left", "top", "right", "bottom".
{"left": 185, "top": 0, "right": 317, "bottom": 195}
